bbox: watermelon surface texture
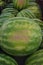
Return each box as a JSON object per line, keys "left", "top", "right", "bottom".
{"left": 33, "top": 19, "right": 43, "bottom": 36}
{"left": 25, "top": 49, "right": 43, "bottom": 65}
{"left": 27, "top": 2, "right": 42, "bottom": 19}
{"left": 0, "top": 17, "right": 42, "bottom": 56}
{"left": 6, "top": 3, "right": 14, "bottom": 8}
{"left": 28, "top": 0, "right": 36, "bottom": 2}
{"left": 2, "top": 8, "right": 18, "bottom": 16}
{"left": 17, "top": 9, "right": 36, "bottom": 18}
{"left": 0, "top": 0, "right": 5, "bottom": 7}
{"left": 0, "top": 54, "right": 18, "bottom": 65}
{"left": 33, "top": 19, "right": 43, "bottom": 48}
{"left": 0, "top": 7, "right": 18, "bottom": 27}
{"left": 12, "top": 0, "right": 27, "bottom": 10}
{"left": 0, "top": 12, "right": 14, "bottom": 27}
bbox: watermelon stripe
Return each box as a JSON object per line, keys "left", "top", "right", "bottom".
{"left": 13, "top": 0, "right": 27, "bottom": 10}
{"left": 26, "top": 10, "right": 36, "bottom": 18}
{"left": 0, "top": 54, "right": 18, "bottom": 65}
{"left": 0, "top": 17, "right": 42, "bottom": 56}
{"left": 17, "top": 9, "right": 36, "bottom": 18}
{"left": 25, "top": 50, "right": 43, "bottom": 65}
{"left": 27, "top": 2, "right": 41, "bottom": 19}
{"left": 25, "top": 9, "right": 33, "bottom": 18}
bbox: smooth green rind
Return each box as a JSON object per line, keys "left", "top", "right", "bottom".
{"left": 17, "top": 9, "right": 36, "bottom": 18}
{"left": 27, "top": 2, "right": 42, "bottom": 19}
{"left": 12, "top": 0, "right": 27, "bottom": 10}
{"left": 0, "top": 17, "right": 42, "bottom": 56}
{"left": 0, "top": 54, "right": 18, "bottom": 65}
{"left": 25, "top": 49, "right": 43, "bottom": 65}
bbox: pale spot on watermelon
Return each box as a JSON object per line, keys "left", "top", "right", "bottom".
{"left": 9, "top": 30, "right": 29, "bottom": 43}
{"left": 14, "top": 46, "right": 26, "bottom": 50}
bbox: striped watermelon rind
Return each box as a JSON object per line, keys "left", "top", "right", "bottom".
{"left": 27, "top": 2, "right": 42, "bottom": 19}
{"left": 2, "top": 8, "right": 18, "bottom": 16}
{"left": 0, "top": 0, "right": 5, "bottom": 7}
{"left": 27, "top": 0, "right": 36, "bottom": 2}
{"left": 6, "top": 3, "right": 14, "bottom": 8}
{"left": 33, "top": 19, "right": 43, "bottom": 48}
{"left": 25, "top": 49, "right": 43, "bottom": 65}
{"left": 17, "top": 9, "right": 36, "bottom": 18}
{"left": 0, "top": 17, "right": 42, "bottom": 56}
{"left": 0, "top": 12, "right": 15, "bottom": 27}
{"left": 33, "top": 19, "right": 43, "bottom": 37}
{"left": 12, "top": 0, "right": 27, "bottom": 10}
{"left": 0, "top": 54, "right": 18, "bottom": 65}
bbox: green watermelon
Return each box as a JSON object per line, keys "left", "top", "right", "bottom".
{"left": 0, "top": 54, "right": 18, "bottom": 65}
{"left": 2, "top": 8, "right": 18, "bottom": 16}
{"left": 12, "top": 0, "right": 27, "bottom": 10}
{"left": 33, "top": 19, "right": 43, "bottom": 40}
{"left": 17, "top": 9, "right": 36, "bottom": 18}
{"left": 0, "top": 7, "right": 18, "bottom": 27}
{"left": 0, "top": 0, "right": 5, "bottom": 7}
{"left": 0, "top": 12, "right": 14, "bottom": 27}
{"left": 4, "top": 0, "right": 12, "bottom": 3}
{"left": 6, "top": 3, "right": 14, "bottom": 8}
{"left": 33, "top": 19, "right": 43, "bottom": 48}
{"left": 28, "top": 0, "right": 36, "bottom": 2}
{"left": 0, "top": 17, "right": 42, "bottom": 56}
{"left": 41, "top": 40, "right": 43, "bottom": 48}
{"left": 27, "top": 2, "right": 42, "bottom": 19}
{"left": 25, "top": 49, "right": 43, "bottom": 65}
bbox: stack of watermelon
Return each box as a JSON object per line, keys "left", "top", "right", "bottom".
{"left": 0, "top": 0, "right": 43, "bottom": 65}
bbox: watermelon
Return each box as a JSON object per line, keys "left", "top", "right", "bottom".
{"left": 6, "top": 3, "right": 14, "bottom": 8}
{"left": 27, "top": 2, "right": 42, "bottom": 19}
{"left": 33, "top": 19, "right": 43, "bottom": 36}
{"left": 0, "top": 12, "right": 14, "bottom": 27}
{"left": 0, "top": 0, "right": 5, "bottom": 7}
{"left": 2, "top": 8, "right": 18, "bottom": 16}
{"left": 28, "top": 0, "right": 36, "bottom": 2}
{"left": 4, "top": 0, "right": 12, "bottom": 3}
{"left": 0, "top": 12, "right": 15, "bottom": 18}
{"left": 12, "top": 0, "right": 27, "bottom": 10}
{"left": 41, "top": 40, "right": 43, "bottom": 48}
{"left": 0, "top": 7, "right": 18, "bottom": 27}
{"left": 0, "top": 54, "right": 18, "bottom": 65}
{"left": 17, "top": 9, "right": 36, "bottom": 18}
{"left": 25, "top": 49, "right": 43, "bottom": 65}
{"left": 0, "top": 17, "right": 42, "bottom": 56}
{"left": 33, "top": 19, "right": 43, "bottom": 48}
